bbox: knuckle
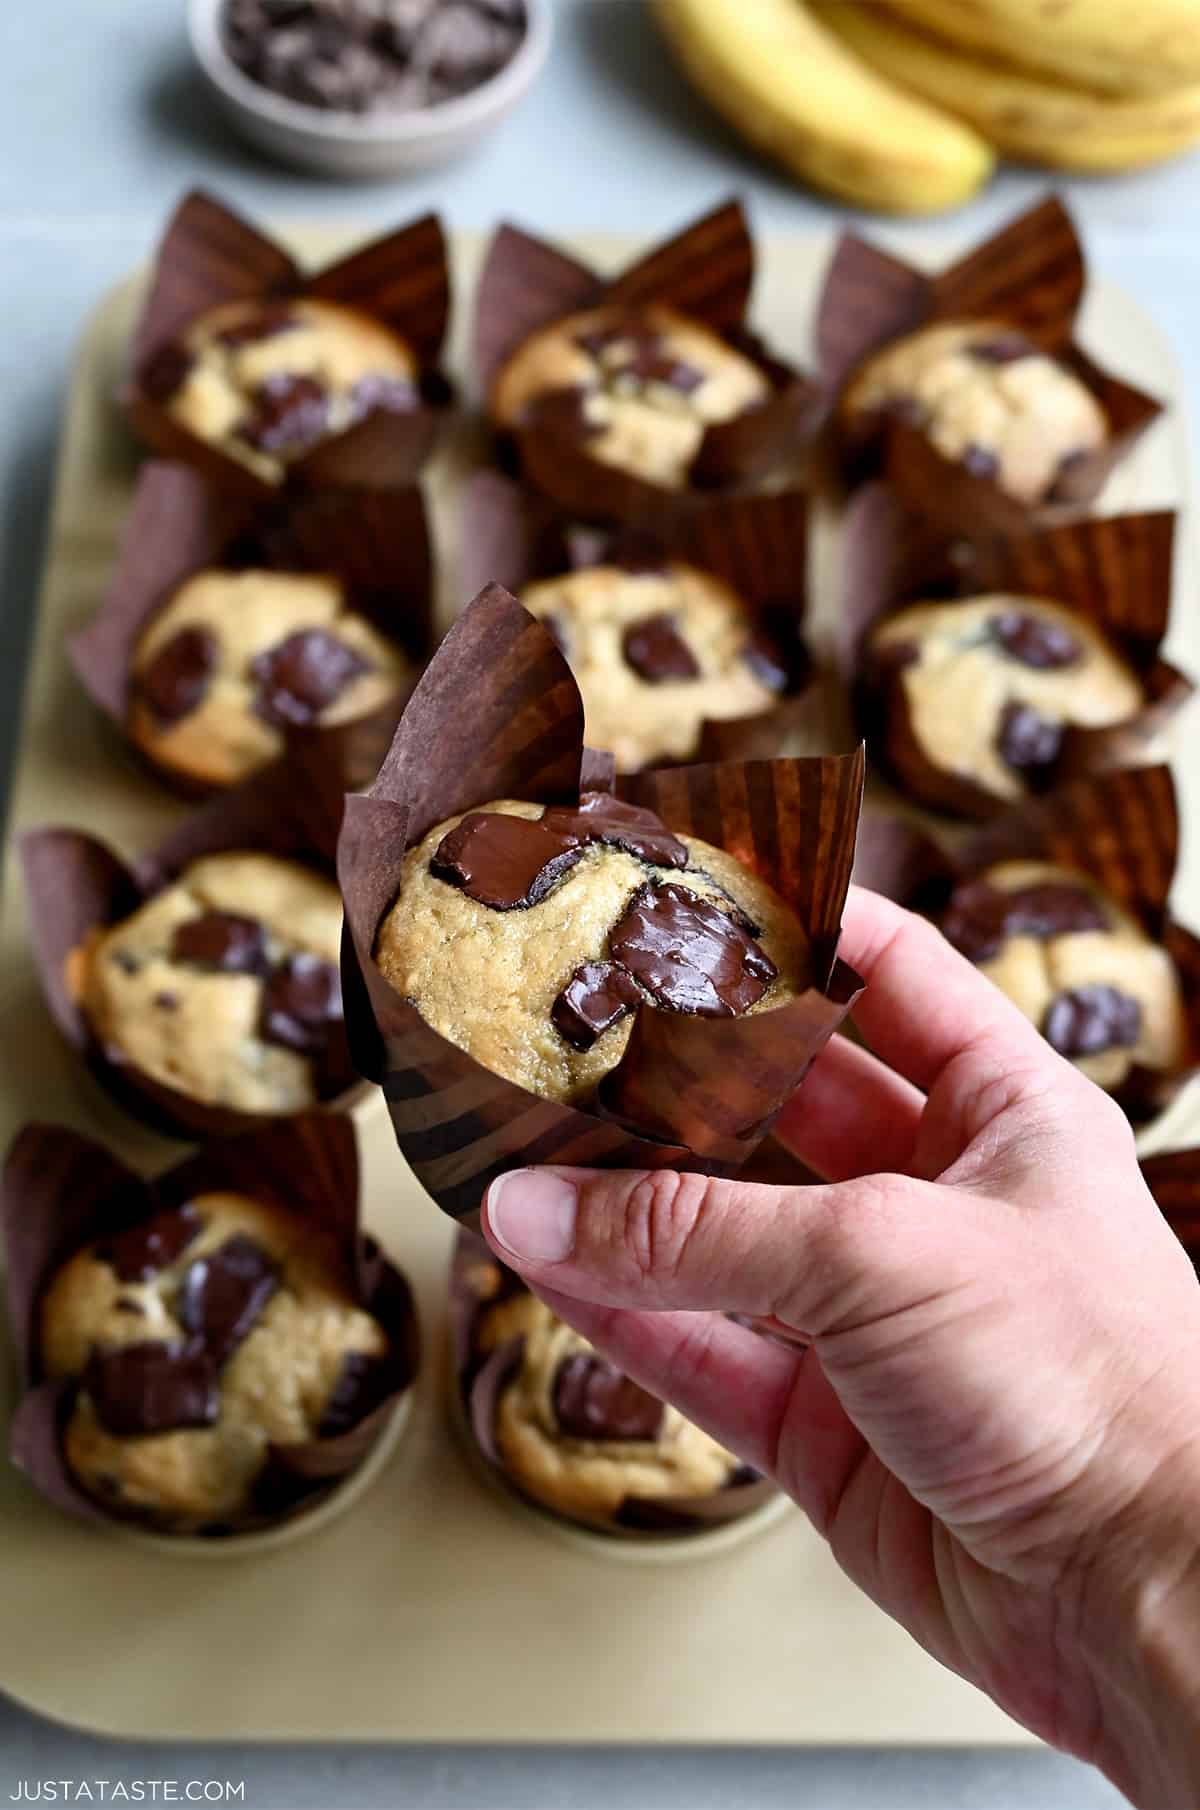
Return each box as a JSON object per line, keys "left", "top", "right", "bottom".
{"left": 613, "top": 1168, "right": 714, "bottom": 1285}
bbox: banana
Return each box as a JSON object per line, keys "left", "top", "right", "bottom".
{"left": 882, "top": 0, "right": 1200, "bottom": 99}
{"left": 815, "top": 0, "right": 1200, "bottom": 172}
{"left": 652, "top": 0, "right": 994, "bottom": 216}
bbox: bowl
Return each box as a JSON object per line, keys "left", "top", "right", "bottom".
{"left": 187, "top": 0, "right": 553, "bottom": 178}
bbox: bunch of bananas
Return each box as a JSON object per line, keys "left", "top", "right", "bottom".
{"left": 653, "top": 0, "right": 1200, "bottom": 214}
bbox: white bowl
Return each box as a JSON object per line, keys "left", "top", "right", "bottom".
{"left": 187, "top": 0, "right": 552, "bottom": 178}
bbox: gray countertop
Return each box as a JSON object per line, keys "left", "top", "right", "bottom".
{"left": 0, "top": 1, "right": 1191, "bottom": 1802}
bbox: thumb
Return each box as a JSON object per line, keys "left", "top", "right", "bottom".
{"left": 481, "top": 1163, "right": 961, "bottom": 1332}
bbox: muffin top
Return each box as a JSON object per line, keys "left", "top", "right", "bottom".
{"left": 867, "top": 594, "right": 1144, "bottom": 810}
{"left": 142, "top": 297, "right": 418, "bottom": 484}
{"left": 129, "top": 567, "right": 410, "bottom": 790}
{"left": 375, "top": 794, "right": 810, "bottom": 1105}
{"left": 41, "top": 1190, "right": 390, "bottom": 1530}
{"left": 842, "top": 321, "right": 1106, "bottom": 505}
{"left": 75, "top": 852, "right": 347, "bottom": 1115}
{"left": 491, "top": 302, "right": 770, "bottom": 490}
{"left": 940, "top": 860, "right": 1187, "bottom": 1093}
{"left": 520, "top": 562, "right": 787, "bottom": 772}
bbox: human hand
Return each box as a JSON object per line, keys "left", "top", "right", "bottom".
{"left": 481, "top": 887, "right": 1200, "bottom": 1806}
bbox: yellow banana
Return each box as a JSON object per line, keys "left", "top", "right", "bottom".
{"left": 815, "top": 0, "right": 1200, "bottom": 172}
{"left": 883, "top": 0, "right": 1200, "bottom": 99}
{"left": 652, "top": 0, "right": 994, "bottom": 215}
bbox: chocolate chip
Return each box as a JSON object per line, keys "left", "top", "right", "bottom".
{"left": 990, "top": 611, "right": 1082, "bottom": 670}
{"left": 996, "top": 700, "right": 1064, "bottom": 776}
{"left": 740, "top": 630, "right": 790, "bottom": 692}
{"left": 317, "top": 1352, "right": 399, "bottom": 1436}
{"left": 136, "top": 626, "right": 218, "bottom": 725}
{"left": 215, "top": 305, "right": 299, "bottom": 349}
{"left": 542, "top": 792, "right": 689, "bottom": 869}
{"left": 237, "top": 372, "right": 329, "bottom": 456}
{"left": 431, "top": 812, "right": 587, "bottom": 910}
{"left": 111, "top": 948, "right": 141, "bottom": 975}
{"left": 941, "top": 880, "right": 1108, "bottom": 965}
{"left": 607, "top": 882, "right": 777, "bottom": 1017}
{"left": 178, "top": 1234, "right": 279, "bottom": 1366}
{"left": 552, "top": 960, "right": 644, "bottom": 1051}
{"left": 102, "top": 1202, "right": 204, "bottom": 1283}
{"left": 421, "top": 4, "right": 516, "bottom": 85}
{"left": 348, "top": 372, "right": 418, "bottom": 419}
{"left": 962, "top": 443, "right": 1000, "bottom": 480}
{"left": 250, "top": 628, "right": 370, "bottom": 729}
{"left": 622, "top": 613, "right": 700, "bottom": 683}
{"left": 969, "top": 333, "right": 1033, "bottom": 366}
{"left": 84, "top": 1340, "right": 219, "bottom": 1436}
{"left": 154, "top": 991, "right": 180, "bottom": 1012}
{"left": 260, "top": 953, "right": 343, "bottom": 1054}
{"left": 170, "top": 911, "right": 267, "bottom": 974}
{"left": 1043, "top": 985, "right": 1142, "bottom": 1059}
{"left": 140, "top": 340, "right": 193, "bottom": 403}
{"left": 553, "top": 1354, "right": 664, "bottom": 1442}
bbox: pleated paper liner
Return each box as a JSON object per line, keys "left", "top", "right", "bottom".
{"left": 68, "top": 461, "right": 436, "bottom": 799}
{"left": 838, "top": 483, "right": 1193, "bottom": 823}
{"left": 447, "top": 1230, "right": 782, "bottom": 1552}
{"left": 338, "top": 583, "right": 864, "bottom": 1228}
{"left": 815, "top": 194, "right": 1163, "bottom": 533}
{"left": 1, "top": 1112, "right": 420, "bottom": 1549}
{"left": 123, "top": 190, "right": 452, "bottom": 496}
{"left": 19, "top": 756, "right": 361, "bottom": 1143}
{"left": 851, "top": 765, "right": 1200, "bottom": 1126}
{"left": 1141, "top": 1148, "right": 1200, "bottom": 1267}
{"left": 460, "top": 472, "right": 818, "bottom": 767}
{"left": 473, "top": 198, "right": 821, "bottom": 525}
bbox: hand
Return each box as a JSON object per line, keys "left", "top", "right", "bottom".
{"left": 482, "top": 887, "right": 1200, "bottom": 1806}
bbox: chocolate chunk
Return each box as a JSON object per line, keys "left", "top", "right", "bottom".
{"left": 171, "top": 910, "right": 267, "bottom": 974}
{"left": 348, "top": 372, "right": 418, "bottom": 418}
{"left": 543, "top": 791, "right": 688, "bottom": 869}
{"left": 84, "top": 1340, "right": 219, "bottom": 1435}
{"left": 607, "top": 882, "right": 777, "bottom": 1017}
{"left": 178, "top": 1234, "right": 279, "bottom": 1366}
{"left": 215, "top": 305, "right": 299, "bottom": 349}
{"left": 260, "top": 953, "right": 343, "bottom": 1054}
{"left": 136, "top": 625, "right": 218, "bottom": 725}
{"left": 140, "top": 340, "right": 193, "bottom": 403}
{"left": 102, "top": 1202, "right": 204, "bottom": 1283}
{"left": 238, "top": 373, "right": 329, "bottom": 456}
{"left": 622, "top": 613, "right": 701, "bottom": 683}
{"left": 250, "top": 628, "right": 369, "bottom": 728}
{"left": 740, "top": 630, "right": 790, "bottom": 692}
{"left": 941, "top": 880, "right": 1108, "bottom": 965}
{"left": 111, "top": 948, "right": 141, "bottom": 975}
{"left": 552, "top": 960, "right": 644, "bottom": 1051}
{"left": 990, "top": 611, "right": 1082, "bottom": 670}
{"left": 317, "top": 1352, "right": 398, "bottom": 1437}
{"left": 422, "top": 5, "right": 517, "bottom": 86}
{"left": 1043, "top": 985, "right": 1142, "bottom": 1059}
{"left": 154, "top": 991, "right": 180, "bottom": 1012}
{"left": 969, "top": 333, "right": 1033, "bottom": 366}
{"left": 996, "top": 700, "right": 1064, "bottom": 776}
{"left": 553, "top": 1354, "right": 664, "bottom": 1442}
{"left": 962, "top": 443, "right": 1000, "bottom": 480}
{"left": 432, "top": 812, "right": 587, "bottom": 910}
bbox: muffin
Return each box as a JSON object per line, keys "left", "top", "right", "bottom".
{"left": 519, "top": 562, "right": 788, "bottom": 771}
{"left": 39, "top": 1190, "right": 392, "bottom": 1531}
{"left": 375, "top": 793, "right": 811, "bottom": 1106}
{"left": 127, "top": 566, "right": 411, "bottom": 790}
{"left": 939, "top": 859, "right": 1188, "bottom": 1092}
{"left": 71, "top": 852, "right": 346, "bottom": 1114}
{"left": 490, "top": 303, "right": 771, "bottom": 490}
{"left": 864, "top": 593, "right": 1145, "bottom": 813}
{"left": 142, "top": 297, "right": 419, "bottom": 485}
{"left": 840, "top": 322, "right": 1106, "bottom": 507}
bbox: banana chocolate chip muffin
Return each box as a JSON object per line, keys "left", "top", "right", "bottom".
{"left": 520, "top": 562, "right": 788, "bottom": 771}
{"left": 940, "top": 860, "right": 1187, "bottom": 1094}
{"left": 72, "top": 853, "right": 348, "bottom": 1114}
{"left": 490, "top": 303, "right": 771, "bottom": 490}
{"left": 40, "top": 1191, "right": 393, "bottom": 1530}
{"left": 864, "top": 594, "right": 1144, "bottom": 813}
{"left": 841, "top": 322, "right": 1106, "bottom": 506}
{"left": 128, "top": 567, "right": 411, "bottom": 790}
{"left": 142, "top": 297, "right": 418, "bottom": 485}
{"left": 375, "top": 794, "right": 809, "bottom": 1104}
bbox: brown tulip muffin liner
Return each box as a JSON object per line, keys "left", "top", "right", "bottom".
{"left": 851, "top": 765, "right": 1200, "bottom": 1124}
{"left": 123, "top": 190, "right": 451, "bottom": 495}
{"left": 816, "top": 195, "right": 1163, "bottom": 534}
{"left": 473, "top": 198, "right": 821, "bottom": 526}
{"left": 338, "top": 582, "right": 864, "bottom": 1227}
{"left": 19, "top": 755, "right": 361, "bottom": 1141}
{"left": 460, "top": 471, "right": 818, "bottom": 766}
{"left": 68, "top": 461, "right": 436, "bottom": 799}
{"left": 838, "top": 483, "right": 1193, "bottom": 821}
{"left": 449, "top": 1229, "right": 775, "bottom": 1540}
{"left": 1140, "top": 1148, "right": 1200, "bottom": 1264}
{"left": 1, "top": 1112, "right": 419, "bottom": 1538}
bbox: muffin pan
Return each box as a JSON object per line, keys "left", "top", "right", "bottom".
{"left": 0, "top": 224, "right": 1194, "bottom": 1744}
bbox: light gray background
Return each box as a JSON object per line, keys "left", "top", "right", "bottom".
{"left": 2, "top": 0, "right": 1192, "bottom": 1802}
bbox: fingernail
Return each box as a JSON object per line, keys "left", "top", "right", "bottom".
{"left": 486, "top": 1170, "right": 578, "bottom": 1263}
